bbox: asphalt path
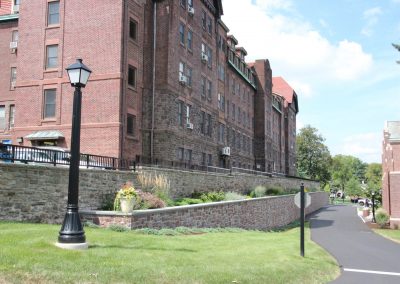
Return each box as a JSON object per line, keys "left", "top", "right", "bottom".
{"left": 310, "top": 205, "right": 400, "bottom": 283}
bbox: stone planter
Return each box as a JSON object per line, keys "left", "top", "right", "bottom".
{"left": 120, "top": 198, "right": 135, "bottom": 213}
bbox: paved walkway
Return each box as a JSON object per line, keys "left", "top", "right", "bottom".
{"left": 310, "top": 205, "right": 400, "bottom": 283}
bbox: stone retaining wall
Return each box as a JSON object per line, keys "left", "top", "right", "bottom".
{"left": 81, "top": 192, "right": 328, "bottom": 230}
{"left": 0, "top": 163, "right": 320, "bottom": 224}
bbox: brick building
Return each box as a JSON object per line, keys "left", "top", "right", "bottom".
{"left": 382, "top": 121, "right": 400, "bottom": 228}
{"left": 0, "top": 0, "right": 298, "bottom": 173}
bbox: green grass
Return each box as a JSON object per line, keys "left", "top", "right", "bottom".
{"left": 0, "top": 222, "right": 339, "bottom": 284}
{"left": 374, "top": 228, "right": 400, "bottom": 243}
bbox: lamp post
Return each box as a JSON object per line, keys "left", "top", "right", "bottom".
{"left": 372, "top": 191, "right": 376, "bottom": 223}
{"left": 56, "top": 59, "right": 92, "bottom": 250}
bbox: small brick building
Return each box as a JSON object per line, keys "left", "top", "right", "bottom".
{"left": 382, "top": 121, "right": 400, "bottom": 228}
{"left": 0, "top": 0, "right": 299, "bottom": 174}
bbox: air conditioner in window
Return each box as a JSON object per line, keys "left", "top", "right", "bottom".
{"left": 13, "top": 5, "right": 19, "bottom": 13}
{"left": 186, "top": 122, "right": 194, "bottom": 130}
{"left": 201, "top": 53, "right": 209, "bottom": 63}
{"left": 188, "top": 7, "right": 195, "bottom": 16}
{"left": 11, "top": 82, "right": 16, "bottom": 88}
{"left": 10, "top": 41, "right": 18, "bottom": 50}
{"left": 221, "top": 147, "right": 231, "bottom": 156}
{"left": 179, "top": 74, "right": 187, "bottom": 85}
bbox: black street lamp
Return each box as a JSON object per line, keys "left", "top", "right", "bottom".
{"left": 56, "top": 59, "right": 92, "bottom": 250}
{"left": 371, "top": 191, "right": 376, "bottom": 223}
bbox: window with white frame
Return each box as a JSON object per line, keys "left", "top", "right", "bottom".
{"left": 46, "top": 45, "right": 58, "bottom": 69}
{"left": 10, "top": 67, "right": 16, "bottom": 89}
{"left": 179, "top": 22, "right": 185, "bottom": 45}
{"left": 9, "top": 105, "right": 15, "bottom": 130}
{"left": 186, "top": 105, "right": 191, "bottom": 124}
{"left": 0, "top": 106, "right": 5, "bottom": 130}
{"left": 47, "top": 1, "right": 60, "bottom": 26}
{"left": 43, "top": 89, "right": 56, "bottom": 119}
{"left": 187, "top": 29, "right": 192, "bottom": 50}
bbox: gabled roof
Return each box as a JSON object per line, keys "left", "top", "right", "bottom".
{"left": 272, "top": 77, "right": 299, "bottom": 113}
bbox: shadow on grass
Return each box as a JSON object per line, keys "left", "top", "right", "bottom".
{"left": 88, "top": 244, "right": 197, "bottom": 253}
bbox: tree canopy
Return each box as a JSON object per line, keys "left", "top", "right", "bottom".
{"left": 296, "top": 125, "right": 331, "bottom": 186}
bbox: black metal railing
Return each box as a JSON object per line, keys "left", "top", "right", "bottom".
{"left": 0, "top": 144, "right": 136, "bottom": 171}
{"left": 0, "top": 144, "right": 311, "bottom": 181}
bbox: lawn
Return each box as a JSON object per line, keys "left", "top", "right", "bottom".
{"left": 0, "top": 222, "right": 339, "bottom": 284}
{"left": 374, "top": 228, "right": 400, "bottom": 243}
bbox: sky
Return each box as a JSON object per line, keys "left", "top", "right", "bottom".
{"left": 221, "top": 0, "right": 400, "bottom": 164}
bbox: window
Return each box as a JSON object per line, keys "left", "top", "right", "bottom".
{"left": 207, "top": 80, "right": 212, "bottom": 101}
{"left": 201, "top": 10, "right": 207, "bottom": 30}
{"left": 187, "top": 29, "right": 193, "bottom": 50}
{"left": 219, "top": 123, "right": 225, "bottom": 143}
{"left": 227, "top": 100, "right": 230, "bottom": 117}
{"left": 218, "top": 65, "right": 225, "bottom": 81}
{"left": 8, "top": 105, "right": 15, "bottom": 129}
{"left": 179, "top": 62, "right": 185, "bottom": 76}
{"left": 177, "top": 101, "right": 183, "bottom": 126}
{"left": 207, "top": 16, "right": 212, "bottom": 34}
{"left": 43, "top": 89, "right": 56, "bottom": 118}
{"left": 232, "top": 103, "right": 235, "bottom": 121}
{"left": 207, "top": 154, "right": 212, "bottom": 166}
{"left": 129, "top": 19, "right": 137, "bottom": 41}
{"left": 207, "top": 113, "right": 212, "bottom": 136}
{"left": 200, "top": 111, "right": 206, "bottom": 134}
{"left": 11, "top": 30, "right": 18, "bottom": 42}
{"left": 206, "top": 47, "right": 212, "bottom": 68}
{"left": 180, "top": 0, "right": 186, "bottom": 8}
{"left": 201, "top": 76, "right": 206, "bottom": 98}
{"left": 127, "top": 114, "right": 135, "bottom": 135}
{"left": 202, "top": 152, "right": 206, "bottom": 165}
{"left": 184, "top": 149, "right": 192, "bottom": 162}
{"left": 186, "top": 66, "right": 192, "bottom": 87}
{"left": 48, "top": 1, "right": 60, "bottom": 26}
{"left": 46, "top": 45, "right": 58, "bottom": 69}
{"left": 218, "top": 94, "right": 225, "bottom": 111}
{"left": 176, "top": 147, "right": 184, "bottom": 160}
{"left": 186, "top": 105, "right": 191, "bottom": 124}
{"left": 179, "top": 22, "right": 185, "bottom": 45}
{"left": 0, "top": 106, "right": 5, "bottom": 130}
{"left": 128, "top": 65, "right": 136, "bottom": 87}
{"left": 10, "top": 67, "right": 16, "bottom": 89}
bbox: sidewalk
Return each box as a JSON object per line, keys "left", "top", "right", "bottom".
{"left": 310, "top": 204, "right": 400, "bottom": 283}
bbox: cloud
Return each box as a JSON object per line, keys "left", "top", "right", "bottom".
{"left": 221, "top": 0, "right": 373, "bottom": 98}
{"left": 361, "top": 7, "right": 382, "bottom": 37}
{"left": 339, "top": 132, "right": 382, "bottom": 163}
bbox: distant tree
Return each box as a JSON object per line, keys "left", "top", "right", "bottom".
{"left": 331, "top": 155, "right": 366, "bottom": 192}
{"left": 394, "top": 43, "right": 400, "bottom": 64}
{"left": 345, "top": 177, "right": 363, "bottom": 197}
{"left": 365, "top": 163, "right": 382, "bottom": 192}
{"left": 296, "top": 125, "right": 331, "bottom": 186}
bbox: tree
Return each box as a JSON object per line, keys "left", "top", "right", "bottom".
{"left": 331, "top": 155, "right": 366, "bottom": 192}
{"left": 296, "top": 125, "right": 332, "bottom": 186}
{"left": 365, "top": 163, "right": 382, "bottom": 192}
{"left": 345, "top": 177, "right": 363, "bottom": 197}
{"left": 393, "top": 43, "right": 400, "bottom": 64}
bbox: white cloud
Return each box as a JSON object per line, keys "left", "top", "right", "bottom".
{"left": 340, "top": 132, "right": 382, "bottom": 163}
{"left": 221, "top": 0, "right": 373, "bottom": 98}
{"left": 361, "top": 7, "right": 382, "bottom": 37}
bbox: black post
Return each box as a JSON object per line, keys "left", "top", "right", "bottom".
{"left": 58, "top": 86, "right": 86, "bottom": 244}
{"left": 372, "top": 193, "right": 376, "bottom": 223}
{"left": 300, "top": 183, "right": 305, "bottom": 257}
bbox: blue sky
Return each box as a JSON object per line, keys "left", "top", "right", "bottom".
{"left": 222, "top": 0, "right": 400, "bottom": 163}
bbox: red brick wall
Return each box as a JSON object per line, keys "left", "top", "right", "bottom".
{"left": 0, "top": 18, "right": 17, "bottom": 140}
{"left": 0, "top": 0, "right": 12, "bottom": 15}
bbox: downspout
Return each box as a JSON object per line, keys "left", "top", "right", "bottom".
{"left": 151, "top": 0, "right": 157, "bottom": 163}
{"left": 120, "top": 1, "right": 127, "bottom": 161}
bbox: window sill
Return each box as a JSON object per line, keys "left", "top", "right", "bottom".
{"left": 127, "top": 85, "right": 137, "bottom": 91}
{"left": 46, "top": 24, "right": 60, "bottom": 30}
{"left": 43, "top": 68, "right": 58, "bottom": 73}
{"left": 41, "top": 118, "right": 56, "bottom": 123}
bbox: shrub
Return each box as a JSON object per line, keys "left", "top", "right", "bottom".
{"left": 136, "top": 190, "right": 166, "bottom": 209}
{"left": 375, "top": 208, "right": 390, "bottom": 228}
{"left": 99, "top": 192, "right": 115, "bottom": 210}
{"left": 137, "top": 172, "right": 171, "bottom": 204}
{"left": 224, "top": 192, "right": 246, "bottom": 201}
{"left": 265, "top": 186, "right": 283, "bottom": 196}
{"left": 253, "top": 185, "right": 266, "bottom": 197}
{"left": 174, "top": 198, "right": 204, "bottom": 206}
{"left": 200, "top": 191, "right": 225, "bottom": 202}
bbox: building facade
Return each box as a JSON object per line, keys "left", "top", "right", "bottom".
{"left": 0, "top": 0, "right": 298, "bottom": 173}
{"left": 382, "top": 121, "right": 400, "bottom": 228}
